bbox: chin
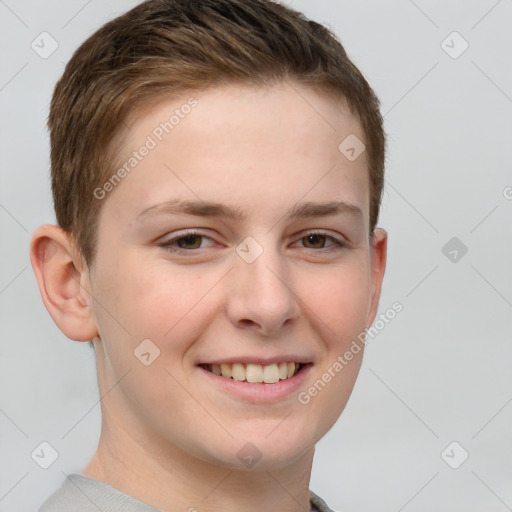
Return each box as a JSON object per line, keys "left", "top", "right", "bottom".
{"left": 195, "top": 429, "right": 316, "bottom": 471}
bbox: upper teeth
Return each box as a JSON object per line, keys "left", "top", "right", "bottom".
{"left": 205, "top": 362, "right": 300, "bottom": 383}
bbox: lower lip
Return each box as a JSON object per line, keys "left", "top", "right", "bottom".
{"left": 197, "top": 364, "right": 313, "bottom": 403}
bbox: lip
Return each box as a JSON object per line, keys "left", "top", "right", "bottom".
{"left": 196, "top": 356, "right": 313, "bottom": 366}
{"left": 196, "top": 363, "right": 313, "bottom": 403}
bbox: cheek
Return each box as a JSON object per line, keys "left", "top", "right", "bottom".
{"left": 297, "top": 258, "right": 372, "bottom": 343}
{"left": 295, "top": 263, "right": 370, "bottom": 433}
{"left": 136, "top": 265, "right": 224, "bottom": 340}
{"left": 95, "top": 255, "right": 216, "bottom": 337}
{"left": 89, "top": 258, "right": 213, "bottom": 418}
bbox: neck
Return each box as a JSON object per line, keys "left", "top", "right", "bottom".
{"left": 83, "top": 421, "right": 315, "bottom": 512}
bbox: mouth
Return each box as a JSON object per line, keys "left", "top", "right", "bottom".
{"left": 198, "top": 362, "right": 308, "bottom": 384}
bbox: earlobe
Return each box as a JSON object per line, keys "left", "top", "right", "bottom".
{"left": 30, "top": 224, "right": 98, "bottom": 341}
{"left": 366, "top": 228, "right": 388, "bottom": 327}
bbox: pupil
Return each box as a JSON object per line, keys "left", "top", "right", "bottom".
{"left": 306, "top": 234, "right": 325, "bottom": 248}
{"left": 178, "top": 235, "right": 201, "bottom": 249}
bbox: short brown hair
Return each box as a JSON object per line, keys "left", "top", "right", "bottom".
{"left": 49, "top": 0, "right": 385, "bottom": 266}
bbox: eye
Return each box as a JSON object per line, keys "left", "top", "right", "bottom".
{"left": 301, "top": 233, "right": 330, "bottom": 249}
{"left": 176, "top": 234, "right": 204, "bottom": 249}
{"left": 158, "top": 231, "right": 215, "bottom": 253}
{"left": 295, "top": 231, "right": 346, "bottom": 250}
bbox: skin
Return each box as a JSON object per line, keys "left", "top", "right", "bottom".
{"left": 31, "top": 81, "right": 387, "bottom": 512}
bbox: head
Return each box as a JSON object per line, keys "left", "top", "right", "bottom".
{"left": 31, "top": 0, "right": 387, "bottom": 472}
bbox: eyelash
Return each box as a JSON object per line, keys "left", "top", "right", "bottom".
{"left": 158, "top": 229, "right": 347, "bottom": 254}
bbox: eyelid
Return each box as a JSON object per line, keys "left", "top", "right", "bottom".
{"left": 293, "top": 229, "right": 348, "bottom": 248}
{"left": 158, "top": 229, "right": 217, "bottom": 251}
{"left": 160, "top": 228, "right": 210, "bottom": 239}
{"left": 157, "top": 228, "right": 348, "bottom": 254}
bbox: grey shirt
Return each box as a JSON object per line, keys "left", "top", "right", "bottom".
{"left": 38, "top": 473, "right": 336, "bottom": 512}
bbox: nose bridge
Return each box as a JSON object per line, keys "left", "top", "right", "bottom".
{"left": 227, "top": 235, "right": 299, "bottom": 334}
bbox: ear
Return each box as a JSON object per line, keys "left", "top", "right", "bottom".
{"left": 366, "top": 227, "right": 388, "bottom": 326}
{"left": 30, "top": 224, "right": 98, "bottom": 341}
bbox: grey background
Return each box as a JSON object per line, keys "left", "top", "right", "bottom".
{"left": 1, "top": 1, "right": 511, "bottom": 511}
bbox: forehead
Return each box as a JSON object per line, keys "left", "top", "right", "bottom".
{"left": 100, "top": 82, "right": 369, "bottom": 226}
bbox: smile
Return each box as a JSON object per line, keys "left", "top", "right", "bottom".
{"left": 199, "top": 362, "right": 304, "bottom": 384}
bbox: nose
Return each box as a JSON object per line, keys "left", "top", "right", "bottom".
{"left": 225, "top": 240, "right": 300, "bottom": 336}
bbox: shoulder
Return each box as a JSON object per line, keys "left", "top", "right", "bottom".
{"left": 309, "top": 489, "right": 339, "bottom": 512}
{"left": 38, "top": 473, "right": 161, "bottom": 512}
{"left": 39, "top": 475, "right": 336, "bottom": 512}
{"left": 38, "top": 474, "right": 99, "bottom": 512}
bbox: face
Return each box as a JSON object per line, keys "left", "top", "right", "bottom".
{"left": 85, "top": 82, "right": 386, "bottom": 470}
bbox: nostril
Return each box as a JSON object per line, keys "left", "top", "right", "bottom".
{"left": 238, "top": 319, "right": 258, "bottom": 328}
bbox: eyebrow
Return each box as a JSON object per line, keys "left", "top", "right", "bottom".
{"left": 136, "top": 200, "right": 247, "bottom": 221}
{"left": 136, "top": 199, "right": 363, "bottom": 222}
{"left": 287, "top": 200, "right": 363, "bottom": 221}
